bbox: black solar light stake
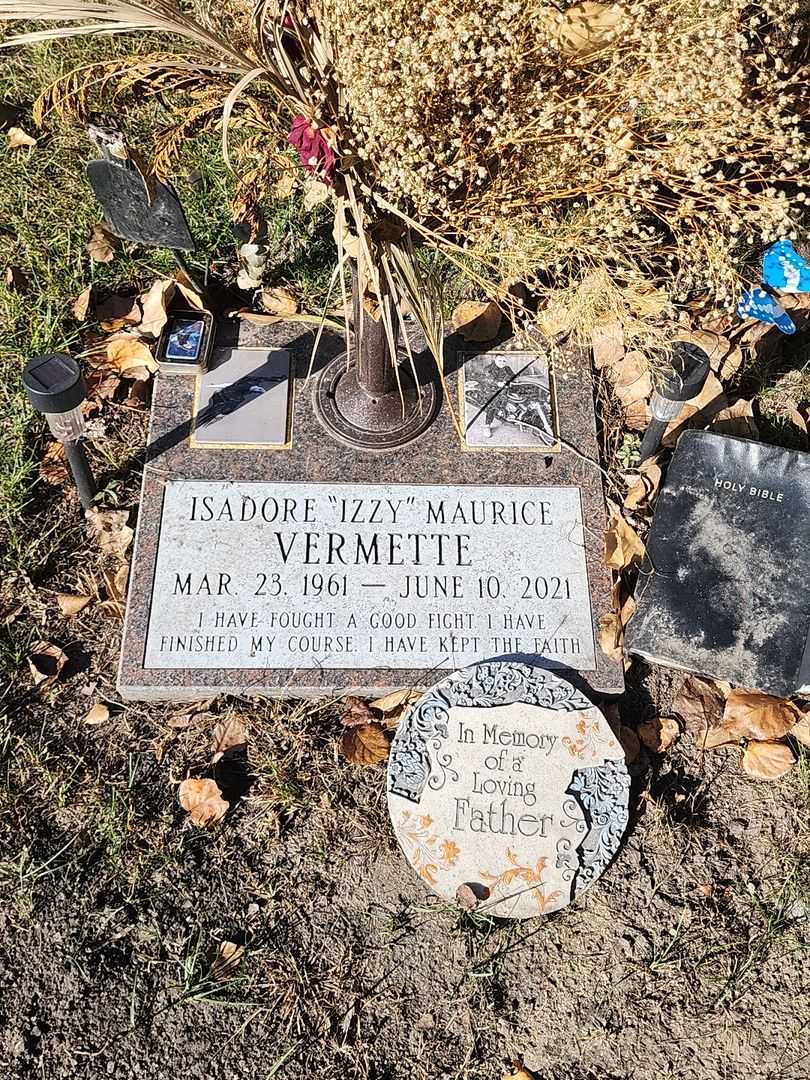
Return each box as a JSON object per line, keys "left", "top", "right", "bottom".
{"left": 23, "top": 353, "right": 97, "bottom": 510}
{"left": 639, "top": 340, "right": 712, "bottom": 462}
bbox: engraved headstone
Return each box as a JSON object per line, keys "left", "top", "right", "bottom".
{"left": 387, "top": 662, "right": 630, "bottom": 918}
{"left": 138, "top": 480, "right": 595, "bottom": 672}
{"left": 118, "top": 325, "right": 623, "bottom": 699}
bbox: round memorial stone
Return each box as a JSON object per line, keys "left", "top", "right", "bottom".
{"left": 387, "top": 662, "right": 630, "bottom": 918}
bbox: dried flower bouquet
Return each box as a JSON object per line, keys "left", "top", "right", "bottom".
{"left": 2, "top": 0, "right": 807, "bottom": 372}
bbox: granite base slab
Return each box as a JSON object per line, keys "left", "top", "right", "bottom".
{"left": 117, "top": 321, "right": 623, "bottom": 701}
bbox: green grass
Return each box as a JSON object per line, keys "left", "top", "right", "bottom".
{"left": 0, "top": 35, "right": 340, "bottom": 585}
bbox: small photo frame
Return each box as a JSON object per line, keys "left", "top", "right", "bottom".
{"left": 459, "top": 351, "right": 560, "bottom": 452}
{"left": 165, "top": 316, "right": 205, "bottom": 362}
{"left": 191, "top": 346, "right": 293, "bottom": 450}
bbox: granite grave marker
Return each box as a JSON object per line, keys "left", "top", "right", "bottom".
{"left": 118, "top": 325, "right": 623, "bottom": 699}
{"left": 387, "top": 662, "right": 630, "bottom": 918}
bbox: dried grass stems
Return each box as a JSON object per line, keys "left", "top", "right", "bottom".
{"left": 4, "top": 0, "right": 808, "bottom": 358}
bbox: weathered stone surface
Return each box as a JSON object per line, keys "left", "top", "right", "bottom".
{"left": 387, "top": 662, "right": 630, "bottom": 918}
{"left": 142, "top": 479, "right": 595, "bottom": 672}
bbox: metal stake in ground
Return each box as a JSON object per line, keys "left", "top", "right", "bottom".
{"left": 313, "top": 262, "right": 441, "bottom": 451}
{"left": 23, "top": 353, "right": 97, "bottom": 510}
{"left": 85, "top": 122, "right": 204, "bottom": 294}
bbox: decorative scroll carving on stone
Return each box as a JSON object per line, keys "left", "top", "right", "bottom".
{"left": 564, "top": 761, "right": 631, "bottom": 900}
{"left": 388, "top": 662, "right": 592, "bottom": 803}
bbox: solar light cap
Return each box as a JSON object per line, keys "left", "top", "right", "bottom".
{"left": 22, "top": 353, "right": 87, "bottom": 414}
{"left": 655, "top": 340, "right": 711, "bottom": 403}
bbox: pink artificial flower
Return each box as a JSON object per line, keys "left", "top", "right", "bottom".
{"left": 288, "top": 115, "right": 335, "bottom": 184}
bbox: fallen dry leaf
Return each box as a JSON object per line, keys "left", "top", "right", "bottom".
{"left": 127, "top": 378, "right": 151, "bottom": 408}
{"left": 614, "top": 371, "right": 652, "bottom": 408}
{"left": 210, "top": 715, "right": 247, "bottom": 762}
{"left": 57, "top": 593, "right": 92, "bottom": 617}
{"left": 260, "top": 286, "right": 298, "bottom": 317}
{"left": 274, "top": 171, "right": 296, "bottom": 198}
{"left": 178, "top": 778, "right": 229, "bottom": 826}
{"left": 234, "top": 308, "right": 293, "bottom": 326}
{"left": 209, "top": 940, "right": 245, "bottom": 980}
{"left": 789, "top": 715, "right": 810, "bottom": 749}
{"left": 718, "top": 345, "right": 744, "bottom": 382}
{"left": 623, "top": 399, "right": 650, "bottom": 432}
{"left": 342, "top": 722, "right": 390, "bottom": 765}
{"left": 96, "top": 292, "right": 141, "bottom": 332}
{"left": 370, "top": 688, "right": 421, "bottom": 714}
{"left": 86, "top": 370, "right": 121, "bottom": 404}
{"left": 370, "top": 687, "right": 422, "bottom": 728}
{"left": 599, "top": 577, "right": 636, "bottom": 661}
{"left": 85, "top": 508, "right": 134, "bottom": 560}
{"left": 624, "top": 457, "right": 663, "bottom": 512}
{"left": 662, "top": 371, "right": 727, "bottom": 446}
{"left": 591, "top": 317, "right": 624, "bottom": 369}
{"left": 41, "top": 440, "right": 68, "bottom": 485}
{"left": 72, "top": 285, "right": 92, "bottom": 321}
{"left": 303, "top": 178, "right": 330, "bottom": 210}
{"left": 783, "top": 405, "right": 808, "bottom": 438}
{"left": 28, "top": 640, "right": 68, "bottom": 687}
{"left": 741, "top": 740, "right": 795, "bottom": 780}
{"left": 638, "top": 716, "right": 679, "bottom": 753}
{"left": 86, "top": 223, "right": 119, "bottom": 264}
{"left": 7, "top": 125, "right": 37, "bottom": 149}
{"left": 687, "top": 369, "right": 727, "bottom": 413}
{"left": 674, "top": 675, "right": 727, "bottom": 736}
{"left": 719, "top": 689, "right": 799, "bottom": 742}
{"left": 118, "top": 364, "right": 152, "bottom": 383}
{"left": 598, "top": 610, "right": 623, "bottom": 662}
{"left": 168, "top": 708, "right": 215, "bottom": 731}
{"left": 604, "top": 511, "right": 645, "bottom": 571}
{"left": 611, "top": 351, "right": 652, "bottom": 407}
{"left": 605, "top": 348, "right": 647, "bottom": 389}
{"left": 737, "top": 317, "right": 776, "bottom": 349}
{"left": 108, "top": 562, "right": 129, "bottom": 602}
{"left": 83, "top": 702, "right": 110, "bottom": 726}
{"left": 554, "top": 1, "right": 623, "bottom": 57}
{"left": 340, "top": 696, "right": 376, "bottom": 728}
{"left": 100, "top": 563, "right": 129, "bottom": 617}
{"left": 138, "top": 279, "right": 175, "bottom": 337}
{"left": 5, "top": 265, "right": 27, "bottom": 291}
{"left": 105, "top": 335, "right": 158, "bottom": 376}
{"left": 174, "top": 277, "right": 205, "bottom": 310}
{"left": 710, "top": 399, "right": 758, "bottom": 439}
{"left": 676, "top": 329, "right": 732, "bottom": 373}
{"left": 451, "top": 299, "right": 502, "bottom": 342}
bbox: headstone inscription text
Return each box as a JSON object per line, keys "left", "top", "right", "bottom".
{"left": 143, "top": 481, "right": 596, "bottom": 671}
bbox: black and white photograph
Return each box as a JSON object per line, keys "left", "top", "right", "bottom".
{"left": 460, "top": 351, "right": 559, "bottom": 449}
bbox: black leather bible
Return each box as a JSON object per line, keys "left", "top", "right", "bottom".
{"left": 628, "top": 430, "right": 810, "bottom": 696}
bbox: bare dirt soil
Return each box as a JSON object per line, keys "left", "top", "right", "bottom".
{"left": 1, "top": 519, "right": 808, "bottom": 1080}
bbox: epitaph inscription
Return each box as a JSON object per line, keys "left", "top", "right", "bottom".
{"left": 142, "top": 481, "right": 596, "bottom": 671}
{"left": 387, "top": 663, "right": 630, "bottom": 918}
